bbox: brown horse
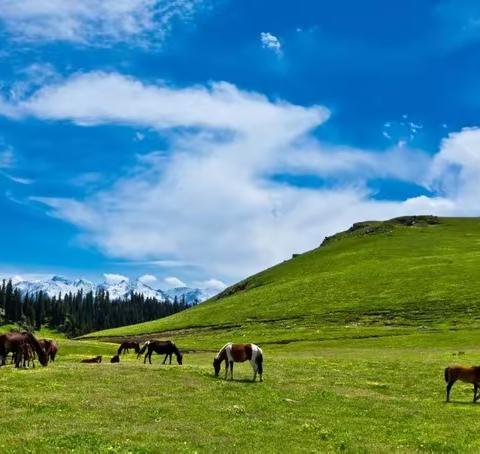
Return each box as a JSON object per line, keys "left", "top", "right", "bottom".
{"left": 0, "top": 332, "right": 48, "bottom": 368}
{"left": 137, "top": 340, "right": 183, "bottom": 365}
{"left": 213, "top": 343, "right": 263, "bottom": 381}
{"left": 81, "top": 356, "right": 102, "bottom": 363}
{"left": 117, "top": 341, "right": 140, "bottom": 356}
{"left": 19, "top": 342, "right": 36, "bottom": 368}
{"left": 39, "top": 339, "right": 58, "bottom": 363}
{"left": 445, "top": 365, "right": 480, "bottom": 402}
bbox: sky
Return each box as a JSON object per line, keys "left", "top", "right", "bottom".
{"left": 0, "top": 0, "right": 480, "bottom": 288}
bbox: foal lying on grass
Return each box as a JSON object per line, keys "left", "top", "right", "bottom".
{"left": 80, "top": 356, "right": 102, "bottom": 364}
{"left": 445, "top": 365, "right": 480, "bottom": 402}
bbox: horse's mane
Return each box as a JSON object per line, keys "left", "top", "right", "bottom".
{"left": 137, "top": 340, "right": 151, "bottom": 356}
{"left": 215, "top": 343, "right": 232, "bottom": 360}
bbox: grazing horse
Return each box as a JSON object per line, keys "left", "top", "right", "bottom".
{"left": 138, "top": 340, "right": 183, "bottom": 365}
{"left": 117, "top": 341, "right": 140, "bottom": 356}
{"left": 110, "top": 355, "right": 120, "bottom": 363}
{"left": 19, "top": 342, "right": 36, "bottom": 368}
{"left": 0, "top": 332, "right": 48, "bottom": 368}
{"left": 213, "top": 343, "right": 263, "bottom": 382}
{"left": 39, "top": 339, "right": 58, "bottom": 363}
{"left": 445, "top": 365, "right": 480, "bottom": 402}
{"left": 81, "top": 356, "right": 102, "bottom": 363}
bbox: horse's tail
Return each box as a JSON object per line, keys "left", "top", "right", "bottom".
{"left": 137, "top": 341, "right": 150, "bottom": 358}
{"left": 27, "top": 333, "right": 48, "bottom": 367}
{"left": 444, "top": 367, "right": 450, "bottom": 383}
{"left": 256, "top": 349, "right": 263, "bottom": 375}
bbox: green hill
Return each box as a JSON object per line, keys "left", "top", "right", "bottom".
{"left": 84, "top": 216, "right": 480, "bottom": 346}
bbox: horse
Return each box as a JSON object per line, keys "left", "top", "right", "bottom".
{"left": 110, "top": 355, "right": 120, "bottom": 363}
{"left": 213, "top": 343, "right": 263, "bottom": 381}
{"left": 117, "top": 341, "right": 140, "bottom": 356}
{"left": 445, "top": 365, "right": 480, "bottom": 402}
{"left": 0, "top": 332, "right": 48, "bottom": 368}
{"left": 19, "top": 342, "right": 36, "bottom": 368}
{"left": 137, "top": 340, "right": 183, "bottom": 365}
{"left": 81, "top": 356, "right": 102, "bottom": 363}
{"left": 39, "top": 339, "right": 58, "bottom": 363}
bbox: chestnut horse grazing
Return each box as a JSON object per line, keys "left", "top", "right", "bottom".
{"left": 445, "top": 365, "right": 480, "bottom": 402}
{"left": 0, "top": 332, "right": 48, "bottom": 368}
{"left": 81, "top": 356, "right": 102, "bottom": 363}
{"left": 213, "top": 343, "right": 263, "bottom": 381}
{"left": 117, "top": 341, "right": 140, "bottom": 356}
{"left": 138, "top": 340, "right": 183, "bottom": 365}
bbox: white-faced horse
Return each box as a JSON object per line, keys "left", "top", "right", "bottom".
{"left": 213, "top": 343, "right": 263, "bottom": 381}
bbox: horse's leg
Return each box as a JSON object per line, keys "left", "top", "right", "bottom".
{"left": 169, "top": 353, "right": 172, "bottom": 365}
{"left": 250, "top": 359, "right": 257, "bottom": 382}
{"left": 446, "top": 380, "right": 455, "bottom": 402}
{"left": 474, "top": 383, "right": 479, "bottom": 402}
{"left": 148, "top": 351, "right": 153, "bottom": 365}
{"left": 224, "top": 359, "right": 228, "bottom": 380}
{"left": 230, "top": 361, "right": 234, "bottom": 380}
{"left": 162, "top": 354, "right": 167, "bottom": 364}
{"left": 143, "top": 351, "right": 148, "bottom": 364}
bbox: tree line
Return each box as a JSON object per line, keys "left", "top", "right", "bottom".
{"left": 0, "top": 279, "right": 193, "bottom": 337}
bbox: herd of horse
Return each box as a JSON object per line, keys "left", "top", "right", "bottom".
{"left": 0, "top": 331, "right": 264, "bottom": 382}
{"left": 0, "top": 331, "right": 57, "bottom": 368}
{"left": 5, "top": 330, "right": 480, "bottom": 397}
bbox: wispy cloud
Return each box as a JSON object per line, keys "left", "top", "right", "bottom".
{"left": 163, "top": 276, "right": 186, "bottom": 288}
{"left": 0, "top": 0, "right": 205, "bottom": 47}
{"left": 1, "top": 71, "right": 475, "bottom": 280}
{"left": 260, "top": 32, "right": 282, "bottom": 55}
{"left": 138, "top": 274, "right": 158, "bottom": 284}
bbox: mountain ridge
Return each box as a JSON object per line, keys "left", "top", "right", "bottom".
{"left": 8, "top": 275, "right": 219, "bottom": 304}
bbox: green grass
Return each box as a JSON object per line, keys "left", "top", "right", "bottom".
{"left": 3, "top": 331, "right": 480, "bottom": 452}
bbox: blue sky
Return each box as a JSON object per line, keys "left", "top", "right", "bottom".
{"left": 0, "top": 0, "right": 479, "bottom": 288}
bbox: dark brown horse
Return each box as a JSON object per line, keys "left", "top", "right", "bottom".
{"left": 81, "top": 356, "right": 102, "bottom": 363}
{"left": 137, "top": 340, "right": 183, "bottom": 365}
{"left": 110, "top": 355, "right": 120, "bottom": 363}
{"left": 0, "top": 332, "right": 48, "bottom": 368}
{"left": 117, "top": 341, "right": 140, "bottom": 356}
{"left": 445, "top": 365, "right": 480, "bottom": 402}
{"left": 213, "top": 343, "right": 263, "bottom": 381}
{"left": 39, "top": 339, "right": 58, "bottom": 363}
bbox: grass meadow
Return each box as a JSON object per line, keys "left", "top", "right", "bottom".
{"left": 2, "top": 328, "right": 480, "bottom": 453}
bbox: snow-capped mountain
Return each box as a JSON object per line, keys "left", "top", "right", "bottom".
{"left": 9, "top": 275, "right": 218, "bottom": 304}
{"left": 13, "top": 275, "right": 96, "bottom": 299}
{"left": 98, "top": 278, "right": 167, "bottom": 301}
{"left": 164, "top": 286, "right": 214, "bottom": 305}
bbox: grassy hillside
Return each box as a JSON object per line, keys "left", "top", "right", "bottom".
{"left": 84, "top": 216, "right": 480, "bottom": 346}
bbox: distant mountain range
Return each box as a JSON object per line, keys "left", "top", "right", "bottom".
{"left": 10, "top": 275, "right": 219, "bottom": 305}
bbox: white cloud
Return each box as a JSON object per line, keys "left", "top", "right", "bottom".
{"left": 103, "top": 273, "right": 129, "bottom": 284}
{"left": 3, "top": 72, "right": 478, "bottom": 281}
{"left": 138, "top": 274, "right": 157, "bottom": 284}
{"left": 260, "top": 32, "right": 282, "bottom": 55}
{"left": 164, "top": 276, "right": 186, "bottom": 288}
{"left": 0, "top": 0, "right": 204, "bottom": 46}
{"left": 194, "top": 278, "right": 227, "bottom": 291}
